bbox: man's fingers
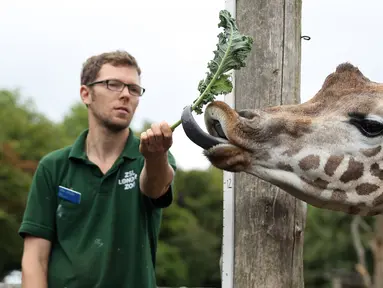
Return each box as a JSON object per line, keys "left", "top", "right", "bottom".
{"left": 140, "top": 131, "right": 148, "bottom": 152}
{"left": 160, "top": 121, "right": 172, "bottom": 137}
{"left": 150, "top": 123, "right": 163, "bottom": 143}
{"left": 160, "top": 121, "right": 173, "bottom": 147}
{"left": 146, "top": 128, "right": 156, "bottom": 148}
{"left": 140, "top": 122, "right": 173, "bottom": 156}
{"left": 141, "top": 131, "right": 148, "bottom": 143}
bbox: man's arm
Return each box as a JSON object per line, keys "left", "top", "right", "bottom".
{"left": 18, "top": 161, "right": 57, "bottom": 287}
{"left": 140, "top": 152, "right": 175, "bottom": 199}
{"left": 21, "top": 235, "right": 51, "bottom": 288}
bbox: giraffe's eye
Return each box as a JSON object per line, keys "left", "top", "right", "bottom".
{"left": 349, "top": 113, "right": 383, "bottom": 137}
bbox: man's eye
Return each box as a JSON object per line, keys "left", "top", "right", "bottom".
{"left": 130, "top": 85, "right": 140, "bottom": 94}
{"left": 108, "top": 81, "right": 122, "bottom": 87}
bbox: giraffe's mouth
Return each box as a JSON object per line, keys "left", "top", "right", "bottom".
{"left": 181, "top": 105, "right": 231, "bottom": 150}
{"left": 211, "top": 120, "right": 228, "bottom": 140}
{"left": 181, "top": 102, "right": 252, "bottom": 171}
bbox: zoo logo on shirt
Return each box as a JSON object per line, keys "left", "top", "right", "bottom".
{"left": 118, "top": 170, "right": 137, "bottom": 190}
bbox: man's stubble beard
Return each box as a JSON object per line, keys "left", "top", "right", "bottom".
{"left": 90, "top": 90, "right": 133, "bottom": 133}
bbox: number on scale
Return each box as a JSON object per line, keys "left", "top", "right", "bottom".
{"left": 225, "top": 178, "right": 233, "bottom": 189}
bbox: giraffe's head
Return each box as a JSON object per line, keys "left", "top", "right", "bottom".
{"left": 182, "top": 63, "right": 383, "bottom": 216}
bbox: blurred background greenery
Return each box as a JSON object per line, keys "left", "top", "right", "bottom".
{"left": 0, "top": 89, "right": 377, "bottom": 287}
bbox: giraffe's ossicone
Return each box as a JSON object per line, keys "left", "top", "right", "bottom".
{"left": 182, "top": 63, "right": 383, "bottom": 216}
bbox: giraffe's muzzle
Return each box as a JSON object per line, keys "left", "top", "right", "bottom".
{"left": 181, "top": 105, "right": 229, "bottom": 150}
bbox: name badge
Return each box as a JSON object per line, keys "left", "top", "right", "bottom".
{"left": 58, "top": 186, "right": 81, "bottom": 204}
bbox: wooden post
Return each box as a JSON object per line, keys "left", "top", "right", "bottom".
{"left": 231, "top": 0, "right": 306, "bottom": 287}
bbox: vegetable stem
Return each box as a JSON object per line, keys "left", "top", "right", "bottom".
{"left": 170, "top": 119, "right": 181, "bottom": 131}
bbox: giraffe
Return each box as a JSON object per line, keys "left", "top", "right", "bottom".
{"left": 181, "top": 62, "right": 383, "bottom": 217}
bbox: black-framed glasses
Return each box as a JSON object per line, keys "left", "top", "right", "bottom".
{"left": 87, "top": 79, "right": 145, "bottom": 97}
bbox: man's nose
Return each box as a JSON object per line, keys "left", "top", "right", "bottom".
{"left": 120, "top": 85, "right": 132, "bottom": 98}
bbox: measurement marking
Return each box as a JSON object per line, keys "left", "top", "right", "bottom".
{"left": 222, "top": 2, "right": 236, "bottom": 287}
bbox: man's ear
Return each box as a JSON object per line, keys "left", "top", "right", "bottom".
{"left": 80, "top": 85, "right": 92, "bottom": 105}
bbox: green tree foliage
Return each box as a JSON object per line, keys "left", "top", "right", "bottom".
{"left": 157, "top": 167, "right": 223, "bottom": 287}
{"left": 0, "top": 163, "right": 31, "bottom": 280}
{"left": 0, "top": 90, "right": 62, "bottom": 160}
{"left": 59, "top": 102, "right": 89, "bottom": 145}
{"left": 0, "top": 89, "right": 65, "bottom": 279}
{"left": 303, "top": 206, "right": 375, "bottom": 287}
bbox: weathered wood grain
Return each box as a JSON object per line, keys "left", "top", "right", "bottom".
{"left": 233, "top": 0, "right": 306, "bottom": 287}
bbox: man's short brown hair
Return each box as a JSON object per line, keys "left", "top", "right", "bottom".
{"left": 80, "top": 50, "right": 141, "bottom": 85}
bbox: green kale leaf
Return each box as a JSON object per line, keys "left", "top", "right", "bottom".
{"left": 171, "top": 9, "right": 253, "bottom": 130}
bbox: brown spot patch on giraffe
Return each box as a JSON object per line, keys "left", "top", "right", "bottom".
{"left": 339, "top": 158, "right": 364, "bottom": 183}
{"left": 348, "top": 202, "right": 368, "bottom": 215}
{"left": 299, "top": 155, "right": 320, "bottom": 171}
{"left": 282, "top": 146, "right": 302, "bottom": 157}
{"left": 361, "top": 146, "right": 382, "bottom": 157}
{"left": 355, "top": 183, "right": 379, "bottom": 195}
{"left": 330, "top": 189, "right": 347, "bottom": 202}
{"left": 349, "top": 206, "right": 362, "bottom": 215}
{"left": 266, "top": 116, "right": 312, "bottom": 140}
{"left": 277, "top": 162, "right": 293, "bottom": 172}
{"left": 324, "top": 155, "right": 344, "bottom": 176}
{"left": 373, "top": 193, "right": 383, "bottom": 207}
{"left": 256, "top": 151, "right": 271, "bottom": 161}
{"left": 370, "top": 163, "right": 383, "bottom": 180}
{"left": 300, "top": 177, "right": 329, "bottom": 190}
{"left": 284, "top": 118, "right": 313, "bottom": 138}
{"left": 313, "top": 178, "right": 329, "bottom": 189}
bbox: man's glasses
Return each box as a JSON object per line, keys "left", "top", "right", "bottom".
{"left": 87, "top": 79, "right": 145, "bottom": 97}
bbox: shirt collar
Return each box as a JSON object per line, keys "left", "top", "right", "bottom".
{"left": 68, "top": 128, "right": 141, "bottom": 161}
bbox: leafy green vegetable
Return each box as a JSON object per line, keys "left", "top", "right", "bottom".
{"left": 170, "top": 9, "right": 253, "bottom": 131}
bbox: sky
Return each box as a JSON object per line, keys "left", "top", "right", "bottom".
{"left": 1, "top": 0, "right": 383, "bottom": 172}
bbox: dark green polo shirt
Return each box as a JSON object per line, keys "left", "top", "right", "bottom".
{"left": 18, "top": 128, "right": 177, "bottom": 288}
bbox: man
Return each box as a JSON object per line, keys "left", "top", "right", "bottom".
{"left": 18, "top": 50, "right": 177, "bottom": 288}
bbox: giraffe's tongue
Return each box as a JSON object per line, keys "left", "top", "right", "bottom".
{"left": 181, "top": 105, "right": 229, "bottom": 150}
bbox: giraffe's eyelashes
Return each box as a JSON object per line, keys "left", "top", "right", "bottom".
{"left": 348, "top": 112, "right": 383, "bottom": 137}
{"left": 348, "top": 112, "right": 366, "bottom": 120}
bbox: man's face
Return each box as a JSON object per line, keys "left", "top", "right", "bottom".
{"left": 80, "top": 64, "right": 141, "bottom": 132}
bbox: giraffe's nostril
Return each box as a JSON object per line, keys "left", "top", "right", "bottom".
{"left": 238, "top": 109, "right": 258, "bottom": 120}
